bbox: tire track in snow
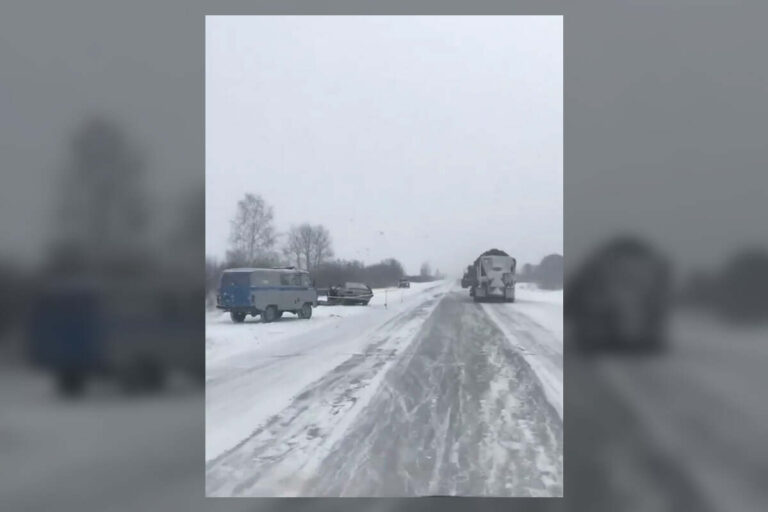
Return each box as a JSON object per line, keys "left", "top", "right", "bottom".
{"left": 205, "top": 291, "right": 446, "bottom": 497}
{"left": 481, "top": 302, "right": 563, "bottom": 419}
{"left": 304, "top": 291, "right": 563, "bottom": 497}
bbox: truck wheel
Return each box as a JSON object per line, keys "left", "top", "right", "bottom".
{"left": 230, "top": 311, "right": 246, "bottom": 323}
{"left": 57, "top": 370, "right": 86, "bottom": 397}
{"left": 299, "top": 303, "right": 312, "bottom": 319}
{"left": 262, "top": 306, "right": 277, "bottom": 323}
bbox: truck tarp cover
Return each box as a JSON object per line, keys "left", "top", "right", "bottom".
{"left": 480, "top": 248, "right": 509, "bottom": 257}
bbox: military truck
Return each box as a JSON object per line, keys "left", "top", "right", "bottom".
{"left": 461, "top": 249, "right": 516, "bottom": 302}
{"left": 565, "top": 236, "right": 669, "bottom": 352}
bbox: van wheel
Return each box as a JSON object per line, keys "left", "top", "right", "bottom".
{"left": 262, "top": 306, "right": 277, "bottom": 323}
{"left": 120, "top": 357, "right": 166, "bottom": 393}
{"left": 56, "top": 370, "right": 86, "bottom": 397}
{"left": 299, "top": 303, "right": 312, "bottom": 319}
{"left": 230, "top": 311, "right": 246, "bottom": 323}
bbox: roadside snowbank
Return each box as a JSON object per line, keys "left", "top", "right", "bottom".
{"left": 206, "top": 281, "right": 444, "bottom": 366}
{"left": 480, "top": 282, "right": 563, "bottom": 419}
{"left": 206, "top": 280, "right": 451, "bottom": 461}
{"left": 514, "top": 283, "right": 563, "bottom": 343}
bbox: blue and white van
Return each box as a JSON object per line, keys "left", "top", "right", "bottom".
{"left": 216, "top": 267, "right": 318, "bottom": 323}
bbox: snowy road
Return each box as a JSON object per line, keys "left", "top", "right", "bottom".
{"left": 3, "top": 299, "right": 762, "bottom": 509}
{"left": 205, "top": 281, "right": 563, "bottom": 497}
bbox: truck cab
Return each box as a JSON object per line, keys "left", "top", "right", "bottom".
{"left": 464, "top": 249, "right": 516, "bottom": 302}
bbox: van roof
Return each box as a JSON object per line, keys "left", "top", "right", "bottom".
{"left": 223, "top": 267, "right": 307, "bottom": 274}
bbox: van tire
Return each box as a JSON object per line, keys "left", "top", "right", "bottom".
{"left": 57, "top": 370, "right": 86, "bottom": 397}
{"left": 299, "top": 303, "right": 312, "bottom": 319}
{"left": 119, "top": 357, "right": 166, "bottom": 393}
{"left": 262, "top": 306, "right": 277, "bottom": 323}
{"left": 230, "top": 311, "right": 246, "bottom": 323}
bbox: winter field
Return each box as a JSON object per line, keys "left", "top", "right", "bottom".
{"left": 205, "top": 280, "right": 564, "bottom": 497}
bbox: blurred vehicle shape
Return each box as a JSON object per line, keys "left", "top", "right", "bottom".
{"left": 566, "top": 236, "right": 670, "bottom": 353}
{"left": 398, "top": 278, "right": 410, "bottom": 288}
{"left": 27, "top": 274, "right": 203, "bottom": 396}
{"left": 461, "top": 248, "right": 517, "bottom": 302}
{"left": 327, "top": 282, "right": 374, "bottom": 305}
{"left": 216, "top": 267, "right": 317, "bottom": 323}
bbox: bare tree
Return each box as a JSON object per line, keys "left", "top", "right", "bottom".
{"left": 310, "top": 225, "right": 333, "bottom": 271}
{"left": 228, "top": 193, "right": 277, "bottom": 265}
{"left": 420, "top": 261, "right": 432, "bottom": 278}
{"left": 284, "top": 223, "right": 334, "bottom": 272}
{"left": 284, "top": 224, "right": 311, "bottom": 270}
{"left": 54, "top": 117, "right": 148, "bottom": 270}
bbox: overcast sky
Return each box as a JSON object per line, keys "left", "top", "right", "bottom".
{"left": 3, "top": 8, "right": 766, "bottom": 278}
{"left": 206, "top": 16, "right": 562, "bottom": 276}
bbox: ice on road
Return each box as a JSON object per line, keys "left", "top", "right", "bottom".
{"left": 205, "top": 281, "right": 563, "bottom": 497}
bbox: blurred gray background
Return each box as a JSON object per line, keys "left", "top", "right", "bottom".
{"left": 2, "top": 1, "right": 767, "bottom": 512}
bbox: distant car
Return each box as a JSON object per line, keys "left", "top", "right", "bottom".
{"left": 328, "top": 282, "right": 374, "bottom": 306}
{"left": 398, "top": 278, "right": 410, "bottom": 288}
{"left": 217, "top": 267, "right": 317, "bottom": 323}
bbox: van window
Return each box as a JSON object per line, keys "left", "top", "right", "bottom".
{"left": 220, "top": 272, "right": 251, "bottom": 287}
{"left": 249, "top": 271, "right": 274, "bottom": 286}
{"left": 280, "top": 273, "right": 303, "bottom": 286}
{"left": 300, "top": 274, "right": 312, "bottom": 287}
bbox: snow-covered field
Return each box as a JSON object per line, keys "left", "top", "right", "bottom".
{"left": 206, "top": 280, "right": 564, "bottom": 496}
{"left": 482, "top": 283, "right": 563, "bottom": 419}
{"left": 206, "top": 283, "right": 437, "bottom": 366}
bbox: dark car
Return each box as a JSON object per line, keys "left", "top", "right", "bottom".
{"left": 398, "top": 278, "right": 410, "bottom": 288}
{"left": 327, "top": 282, "right": 374, "bottom": 305}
